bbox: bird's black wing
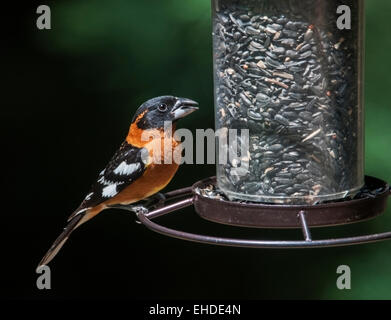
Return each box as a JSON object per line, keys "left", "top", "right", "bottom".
{"left": 68, "top": 141, "right": 148, "bottom": 220}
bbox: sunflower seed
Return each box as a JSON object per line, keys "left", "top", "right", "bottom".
{"left": 213, "top": 2, "right": 362, "bottom": 204}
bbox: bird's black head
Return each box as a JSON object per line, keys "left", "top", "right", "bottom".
{"left": 132, "top": 96, "right": 198, "bottom": 130}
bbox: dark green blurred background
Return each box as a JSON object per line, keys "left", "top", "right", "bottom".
{"left": 2, "top": 0, "right": 390, "bottom": 299}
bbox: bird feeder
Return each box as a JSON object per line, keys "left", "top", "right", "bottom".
{"left": 133, "top": 0, "right": 391, "bottom": 248}
{"left": 214, "top": 0, "right": 364, "bottom": 204}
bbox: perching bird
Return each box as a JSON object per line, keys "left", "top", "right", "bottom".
{"left": 38, "top": 96, "right": 198, "bottom": 267}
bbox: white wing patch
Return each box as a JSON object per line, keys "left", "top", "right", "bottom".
{"left": 85, "top": 192, "right": 94, "bottom": 200}
{"left": 98, "top": 176, "right": 113, "bottom": 185}
{"left": 102, "top": 184, "right": 118, "bottom": 198}
{"left": 113, "top": 162, "right": 140, "bottom": 176}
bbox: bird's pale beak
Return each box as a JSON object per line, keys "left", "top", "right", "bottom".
{"left": 171, "top": 97, "right": 199, "bottom": 120}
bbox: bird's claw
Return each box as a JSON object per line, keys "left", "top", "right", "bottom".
{"left": 142, "top": 192, "right": 166, "bottom": 210}
{"left": 130, "top": 205, "right": 149, "bottom": 215}
{"left": 107, "top": 203, "right": 149, "bottom": 214}
{"left": 107, "top": 193, "right": 165, "bottom": 216}
{"left": 131, "top": 206, "right": 149, "bottom": 225}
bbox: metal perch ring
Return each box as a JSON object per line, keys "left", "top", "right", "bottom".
{"left": 134, "top": 176, "right": 391, "bottom": 249}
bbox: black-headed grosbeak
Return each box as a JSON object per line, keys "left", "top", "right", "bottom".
{"left": 38, "top": 96, "right": 198, "bottom": 267}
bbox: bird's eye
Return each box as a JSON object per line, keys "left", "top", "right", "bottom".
{"left": 158, "top": 103, "right": 168, "bottom": 112}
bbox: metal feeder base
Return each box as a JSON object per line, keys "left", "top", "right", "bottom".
{"left": 135, "top": 176, "right": 391, "bottom": 249}
{"left": 193, "top": 176, "right": 390, "bottom": 228}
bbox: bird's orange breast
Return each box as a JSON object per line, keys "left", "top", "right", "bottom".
{"left": 99, "top": 115, "right": 181, "bottom": 208}
{"left": 106, "top": 127, "right": 181, "bottom": 206}
{"left": 104, "top": 162, "right": 179, "bottom": 206}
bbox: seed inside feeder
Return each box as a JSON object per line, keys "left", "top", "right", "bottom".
{"left": 213, "top": 0, "right": 364, "bottom": 204}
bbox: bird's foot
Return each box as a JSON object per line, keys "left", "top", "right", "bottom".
{"left": 107, "top": 203, "right": 149, "bottom": 215}
{"left": 126, "top": 205, "right": 149, "bottom": 224}
{"left": 130, "top": 205, "right": 150, "bottom": 224}
{"left": 140, "top": 192, "right": 166, "bottom": 210}
{"left": 130, "top": 205, "right": 149, "bottom": 215}
{"left": 107, "top": 193, "right": 166, "bottom": 220}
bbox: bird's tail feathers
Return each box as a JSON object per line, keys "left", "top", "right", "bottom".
{"left": 67, "top": 207, "right": 88, "bottom": 222}
{"left": 37, "top": 211, "right": 86, "bottom": 270}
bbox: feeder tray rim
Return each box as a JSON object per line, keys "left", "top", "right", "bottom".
{"left": 193, "top": 176, "right": 390, "bottom": 229}
{"left": 194, "top": 176, "right": 388, "bottom": 209}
